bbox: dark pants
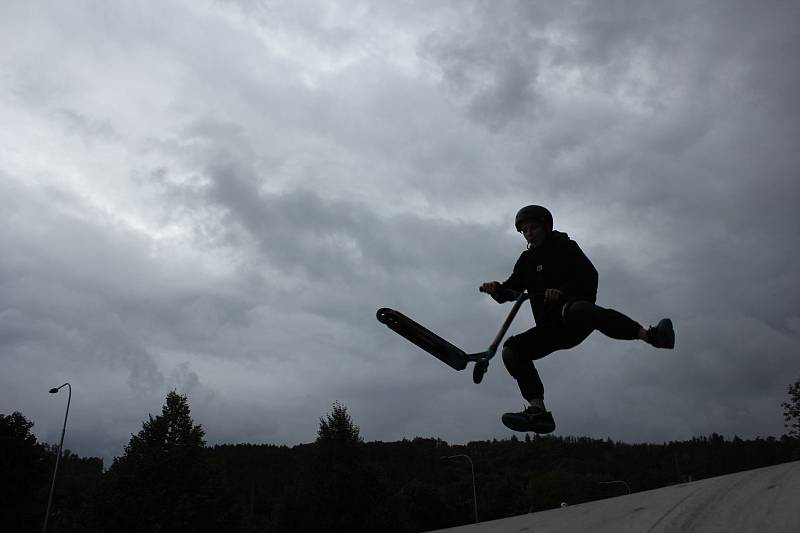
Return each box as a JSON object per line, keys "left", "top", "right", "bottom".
{"left": 502, "top": 301, "right": 642, "bottom": 401}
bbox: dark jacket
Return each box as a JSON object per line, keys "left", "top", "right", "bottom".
{"left": 499, "top": 231, "right": 598, "bottom": 325}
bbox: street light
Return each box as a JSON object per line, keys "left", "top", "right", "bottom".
{"left": 442, "top": 454, "right": 478, "bottom": 523}
{"left": 42, "top": 382, "right": 71, "bottom": 533}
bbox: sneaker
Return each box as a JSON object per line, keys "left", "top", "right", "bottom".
{"left": 501, "top": 406, "right": 556, "bottom": 434}
{"left": 647, "top": 318, "right": 675, "bottom": 349}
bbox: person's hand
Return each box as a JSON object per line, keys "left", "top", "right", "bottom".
{"left": 480, "top": 282, "right": 506, "bottom": 303}
{"left": 479, "top": 282, "right": 500, "bottom": 295}
{"left": 544, "top": 288, "right": 563, "bottom": 302}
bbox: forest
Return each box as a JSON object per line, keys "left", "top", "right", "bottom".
{"left": 4, "top": 385, "right": 800, "bottom": 533}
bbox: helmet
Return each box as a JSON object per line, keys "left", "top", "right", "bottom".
{"left": 514, "top": 205, "right": 553, "bottom": 232}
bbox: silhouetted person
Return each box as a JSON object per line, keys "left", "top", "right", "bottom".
{"left": 480, "top": 205, "right": 674, "bottom": 433}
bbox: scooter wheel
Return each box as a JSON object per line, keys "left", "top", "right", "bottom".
{"left": 473, "top": 361, "right": 488, "bottom": 384}
{"left": 376, "top": 308, "right": 396, "bottom": 325}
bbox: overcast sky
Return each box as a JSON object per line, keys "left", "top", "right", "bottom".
{"left": 2, "top": 0, "right": 799, "bottom": 465}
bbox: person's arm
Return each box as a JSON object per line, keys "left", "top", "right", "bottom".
{"left": 480, "top": 254, "right": 526, "bottom": 303}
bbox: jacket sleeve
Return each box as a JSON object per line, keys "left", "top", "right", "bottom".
{"left": 497, "top": 253, "right": 527, "bottom": 302}
{"left": 557, "top": 240, "right": 598, "bottom": 300}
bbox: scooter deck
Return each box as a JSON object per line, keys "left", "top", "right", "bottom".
{"left": 376, "top": 308, "right": 468, "bottom": 371}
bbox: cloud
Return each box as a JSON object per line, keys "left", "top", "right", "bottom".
{"left": 1, "top": 0, "right": 798, "bottom": 465}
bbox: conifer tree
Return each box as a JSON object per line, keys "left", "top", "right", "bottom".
{"left": 316, "top": 401, "right": 364, "bottom": 466}
{"left": 274, "top": 402, "right": 410, "bottom": 532}
{"left": 782, "top": 378, "right": 800, "bottom": 438}
{"left": 89, "top": 391, "right": 238, "bottom": 532}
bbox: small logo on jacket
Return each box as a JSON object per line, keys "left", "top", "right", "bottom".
{"left": 537, "top": 265, "right": 543, "bottom": 272}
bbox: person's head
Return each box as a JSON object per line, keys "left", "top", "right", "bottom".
{"left": 515, "top": 205, "right": 552, "bottom": 248}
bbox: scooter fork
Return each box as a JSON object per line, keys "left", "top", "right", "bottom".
{"left": 467, "top": 290, "right": 530, "bottom": 384}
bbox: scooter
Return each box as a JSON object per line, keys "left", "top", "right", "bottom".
{"left": 376, "top": 289, "right": 530, "bottom": 384}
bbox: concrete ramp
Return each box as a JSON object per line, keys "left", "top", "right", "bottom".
{"left": 431, "top": 460, "right": 800, "bottom": 533}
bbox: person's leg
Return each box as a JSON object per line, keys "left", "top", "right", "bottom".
{"left": 500, "top": 325, "right": 591, "bottom": 433}
{"left": 564, "top": 300, "right": 641, "bottom": 339}
{"left": 502, "top": 328, "right": 557, "bottom": 406}
{"left": 565, "top": 300, "right": 675, "bottom": 348}
{"left": 502, "top": 324, "right": 592, "bottom": 408}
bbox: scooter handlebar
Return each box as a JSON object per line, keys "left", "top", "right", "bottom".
{"left": 480, "top": 284, "right": 527, "bottom": 303}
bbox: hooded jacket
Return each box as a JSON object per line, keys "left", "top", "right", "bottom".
{"left": 499, "top": 231, "right": 598, "bottom": 325}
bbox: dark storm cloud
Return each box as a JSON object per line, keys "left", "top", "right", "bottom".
{"left": 410, "top": 0, "right": 800, "bottom": 440}
{"left": 147, "top": 116, "right": 508, "bottom": 278}
{"left": 2, "top": 0, "right": 799, "bottom": 464}
{"left": 420, "top": 0, "right": 800, "bottom": 207}
{"left": 420, "top": 0, "right": 800, "bottom": 307}
{"left": 0, "top": 178, "right": 166, "bottom": 389}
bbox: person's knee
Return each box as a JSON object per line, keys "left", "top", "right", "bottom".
{"left": 564, "top": 300, "right": 595, "bottom": 329}
{"left": 502, "top": 345, "right": 522, "bottom": 374}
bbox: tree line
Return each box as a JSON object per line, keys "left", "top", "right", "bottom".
{"left": 4, "top": 382, "right": 800, "bottom": 532}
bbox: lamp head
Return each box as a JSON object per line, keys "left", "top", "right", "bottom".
{"left": 49, "top": 388, "right": 59, "bottom": 393}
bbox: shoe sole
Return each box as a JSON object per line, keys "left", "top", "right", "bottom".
{"left": 501, "top": 413, "right": 556, "bottom": 434}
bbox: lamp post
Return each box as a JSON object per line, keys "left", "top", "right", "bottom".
{"left": 42, "top": 382, "right": 71, "bottom": 533}
{"left": 442, "top": 454, "right": 478, "bottom": 523}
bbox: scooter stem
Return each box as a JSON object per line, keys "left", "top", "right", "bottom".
{"left": 486, "top": 290, "right": 530, "bottom": 355}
